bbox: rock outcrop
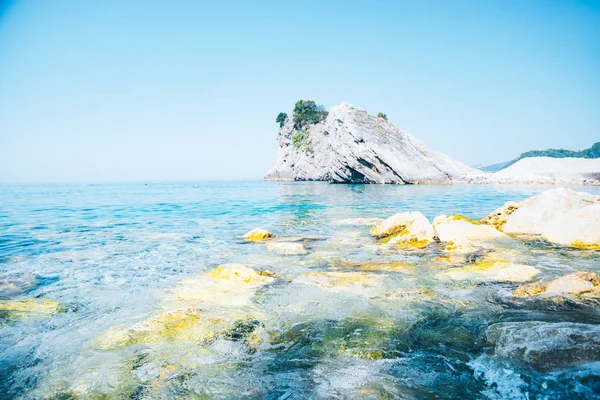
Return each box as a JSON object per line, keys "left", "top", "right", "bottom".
{"left": 369, "top": 211, "right": 434, "bottom": 248}
{"left": 433, "top": 215, "right": 506, "bottom": 251}
{"left": 489, "top": 188, "right": 600, "bottom": 248}
{"left": 265, "top": 102, "right": 481, "bottom": 184}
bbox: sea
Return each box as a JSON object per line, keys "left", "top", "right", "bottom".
{"left": 1, "top": 181, "right": 599, "bottom": 399}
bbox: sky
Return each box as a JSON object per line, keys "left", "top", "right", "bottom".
{"left": 0, "top": 0, "right": 599, "bottom": 183}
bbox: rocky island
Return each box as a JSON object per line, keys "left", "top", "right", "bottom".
{"left": 266, "top": 101, "right": 600, "bottom": 185}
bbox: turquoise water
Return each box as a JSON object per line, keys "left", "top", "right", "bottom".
{"left": 1, "top": 182, "right": 600, "bottom": 399}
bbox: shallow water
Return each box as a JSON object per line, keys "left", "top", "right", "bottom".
{"left": 1, "top": 182, "right": 600, "bottom": 399}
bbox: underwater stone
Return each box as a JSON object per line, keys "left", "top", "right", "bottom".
{"left": 439, "top": 262, "right": 540, "bottom": 283}
{"left": 514, "top": 271, "right": 600, "bottom": 298}
{"left": 486, "top": 321, "right": 600, "bottom": 371}
{"left": 0, "top": 299, "right": 61, "bottom": 319}
{"left": 266, "top": 242, "right": 308, "bottom": 255}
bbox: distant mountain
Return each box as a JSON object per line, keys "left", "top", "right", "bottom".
{"left": 477, "top": 142, "right": 600, "bottom": 172}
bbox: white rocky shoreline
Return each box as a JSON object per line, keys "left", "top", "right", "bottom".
{"left": 265, "top": 102, "right": 600, "bottom": 185}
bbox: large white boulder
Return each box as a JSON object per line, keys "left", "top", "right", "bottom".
{"left": 432, "top": 215, "right": 506, "bottom": 251}
{"left": 500, "top": 188, "right": 600, "bottom": 248}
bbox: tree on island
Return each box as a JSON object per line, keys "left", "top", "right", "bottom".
{"left": 292, "top": 100, "right": 328, "bottom": 129}
{"left": 377, "top": 112, "right": 388, "bottom": 121}
{"left": 276, "top": 112, "right": 288, "bottom": 128}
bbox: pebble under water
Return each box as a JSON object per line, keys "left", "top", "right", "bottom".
{"left": 1, "top": 182, "right": 600, "bottom": 399}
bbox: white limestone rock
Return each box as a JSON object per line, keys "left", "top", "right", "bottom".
{"left": 265, "top": 102, "right": 482, "bottom": 183}
{"left": 433, "top": 215, "right": 506, "bottom": 242}
{"left": 501, "top": 188, "right": 600, "bottom": 248}
{"left": 369, "top": 211, "right": 434, "bottom": 247}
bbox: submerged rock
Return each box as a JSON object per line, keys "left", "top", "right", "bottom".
{"left": 514, "top": 271, "right": 600, "bottom": 298}
{"left": 499, "top": 188, "right": 600, "bottom": 248}
{"left": 98, "top": 264, "right": 274, "bottom": 349}
{"left": 172, "top": 263, "right": 275, "bottom": 307}
{"left": 0, "top": 299, "right": 61, "bottom": 319}
{"left": 242, "top": 228, "right": 274, "bottom": 241}
{"left": 433, "top": 215, "right": 507, "bottom": 252}
{"left": 97, "top": 307, "right": 207, "bottom": 349}
{"left": 295, "top": 271, "right": 389, "bottom": 292}
{"left": 266, "top": 241, "right": 308, "bottom": 255}
{"left": 438, "top": 261, "right": 540, "bottom": 283}
{"left": 370, "top": 211, "right": 433, "bottom": 248}
{"left": 265, "top": 102, "right": 481, "bottom": 183}
{"left": 208, "top": 263, "right": 275, "bottom": 284}
{"left": 0, "top": 274, "right": 40, "bottom": 297}
{"left": 334, "top": 217, "right": 383, "bottom": 226}
{"left": 486, "top": 321, "right": 600, "bottom": 370}
{"left": 330, "top": 259, "right": 414, "bottom": 274}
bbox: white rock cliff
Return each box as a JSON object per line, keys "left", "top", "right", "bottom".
{"left": 265, "top": 102, "right": 481, "bottom": 184}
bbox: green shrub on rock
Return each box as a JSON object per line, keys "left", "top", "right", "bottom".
{"left": 276, "top": 112, "right": 288, "bottom": 128}
{"left": 292, "top": 100, "right": 328, "bottom": 129}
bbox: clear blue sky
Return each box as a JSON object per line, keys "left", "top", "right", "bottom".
{"left": 1, "top": 0, "right": 599, "bottom": 183}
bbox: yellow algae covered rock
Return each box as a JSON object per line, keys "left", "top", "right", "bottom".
{"left": 208, "top": 263, "right": 275, "bottom": 284}
{"left": 514, "top": 272, "right": 600, "bottom": 298}
{"left": 171, "top": 264, "right": 275, "bottom": 307}
{"left": 295, "top": 271, "right": 389, "bottom": 292}
{"left": 97, "top": 307, "right": 206, "bottom": 349}
{"left": 438, "top": 261, "right": 540, "bottom": 283}
{"left": 266, "top": 241, "right": 307, "bottom": 255}
{"left": 482, "top": 201, "right": 522, "bottom": 231}
{"left": 97, "top": 306, "right": 265, "bottom": 350}
{"left": 434, "top": 215, "right": 506, "bottom": 242}
{"left": 0, "top": 299, "right": 61, "bottom": 319}
{"left": 369, "top": 211, "right": 433, "bottom": 248}
{"left": 242, "top": 228, "right": 274, "bottom": 241}
{"left": 433, "top": 214, "right": 506, "bottom": 252}
{"left": 500, "top": 188, "right": 600, "bottom": 248}
{"left": 330, "top": 259, "right": 414, "bottom": 274}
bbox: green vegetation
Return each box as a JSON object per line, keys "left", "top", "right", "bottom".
{"left": 377, "top": 112, "right": 388, "bottom": 120}
{"left": 292, "top": 130, "right": 312, "bottom": 153}
{"left": 276, "top": 112, "right": 288, "bottom": 128}
{"left": 504, "top": 142, "right": 600, "bottom": 168}
{"left": 292, "top": 100, "right": 328, "bottom": 129}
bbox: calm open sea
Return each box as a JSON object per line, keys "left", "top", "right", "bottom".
{"left": 1, "top": 182, "right": 600, "bottom": 399}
